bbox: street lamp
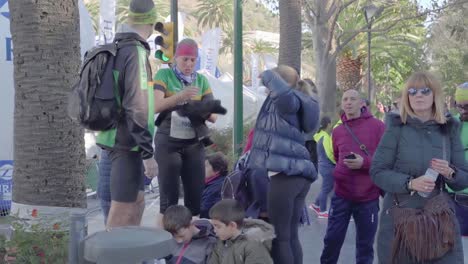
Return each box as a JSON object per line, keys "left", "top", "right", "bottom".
{"left": 363, "top": 4, "right": 383, "bottom": 103}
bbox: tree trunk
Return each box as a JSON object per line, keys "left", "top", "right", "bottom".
{"left": 278, "top": 0, "right": 302, "bottom": 73}
{"left": 316, "top": 56, "right": 337, "bottom": 119}
{"left": 312, "top": 0, "right": 337, "bottom": 118}
{"left": 10, "top": 0, "right": 86, "bottom": 208}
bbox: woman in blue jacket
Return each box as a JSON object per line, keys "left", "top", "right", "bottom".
{"left": 248, "top": 65, "right": 319, "bottom": 264}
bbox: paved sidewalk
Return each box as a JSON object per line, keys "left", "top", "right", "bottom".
{"left": 86, "top": 176, "right": 468, "bottom": 263}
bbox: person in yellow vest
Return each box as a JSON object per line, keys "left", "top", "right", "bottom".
{"left": 450, "top": 82, "right": 468, "bottom": 236}
{"left": 310, "top": 116, "right": 336, "bottom": 218}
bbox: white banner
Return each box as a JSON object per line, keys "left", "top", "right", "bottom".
{"left": 98, "top": 0, "right": 116, "bottom": 44}
{"left": 79, "top": 0, "right": 96, "bottom": 56}
{"left": 251, "top": 53, "right": 260, "bottom": 92}
{"left": 201, "top": 28, "right": 222, "bottom": 76}
{"left": 0, "top": 0, "right": 13, "bottom": 162}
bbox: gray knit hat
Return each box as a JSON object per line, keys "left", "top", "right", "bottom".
{"left": 128, "top": 0, "right": 157, "bottom": 25}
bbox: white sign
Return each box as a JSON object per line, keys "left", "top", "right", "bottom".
{"left": 201, "top": 28, "right": 221, "bottom": 76}
{"left": 99, "top": 0, "right": 116, "bottom": 44}
{"left": 0, "top": 0, "right": 13, "bottom": 162}
{"left": 79, "top": 0, "right": 96, "bottom": 57}
{"left": 251, "top": 53, "right": 260, "bottom": 92}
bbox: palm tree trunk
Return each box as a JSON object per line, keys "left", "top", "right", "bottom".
{"left": 278, "top": 0, "right": 302, "bottom": 73}
{"left": 10, "top": 0, "right": 86, "bottom": 208}
{"left": 337, "top": 55, "right": 363, "bottom": 91}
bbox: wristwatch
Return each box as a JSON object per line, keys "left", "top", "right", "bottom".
{"left": 448, "top": 165, "right": 457, "bottom": 179}
{"left": 406, "top": 177, "right": 415, "bottom": 195}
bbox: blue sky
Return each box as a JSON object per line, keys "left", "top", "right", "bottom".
{"left": 418, "top": 0, "right": 444, "bottom": 9}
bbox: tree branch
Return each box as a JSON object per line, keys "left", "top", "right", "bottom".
{"left": 303, "top": 0, "right": 317, "bottom": 18}
{"left": 324, "top": 0, "right": 359, "bottom": 55}
{"left": 332, "top": 0, "right": 468, "bottom": 57}
{"left": 326, "top": 0, "right": 338, "bottom": 20}
{"left": 303, "top": 2, "right": 316, "bottom": 28}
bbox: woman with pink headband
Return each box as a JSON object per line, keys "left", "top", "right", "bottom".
{"left": 153, "top": 38, "right": 218, "bottom": 220}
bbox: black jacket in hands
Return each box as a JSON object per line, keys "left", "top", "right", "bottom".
{"left": 155, "top": 99, "right": 227, "bottom": 144}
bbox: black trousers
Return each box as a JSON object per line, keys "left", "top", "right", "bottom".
{"left": 155, "top": 134, "right": 205, "bottom": 215}
{"left": 268, "top": 173, "right": 311, "bottom": 264}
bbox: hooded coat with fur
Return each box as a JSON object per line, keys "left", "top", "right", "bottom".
{"left": 208, "top": 219, "right": 275, "bottom": 264}
{"left": 370, "top": 113, "right": 468, "bottom": 264}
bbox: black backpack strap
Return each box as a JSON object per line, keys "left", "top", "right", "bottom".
{"left": 343, "top": 122, "right": 369, "bottom": 156}
{"left": 111, "top": 40, "right": 142, "bottom": 108}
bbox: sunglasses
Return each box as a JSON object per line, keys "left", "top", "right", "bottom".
{"left": 408, "top": 87, "right": 432, "bottom": 96}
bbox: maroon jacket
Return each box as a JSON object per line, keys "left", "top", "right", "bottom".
{"left": 332, "top": 109, "right": 385, "bottom": 202}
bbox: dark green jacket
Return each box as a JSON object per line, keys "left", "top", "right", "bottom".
{"left": 96, "top": 30, "right": 155, "bottom": 159}
{"left": 370, "top": 113, "right": 468, "bottom": 264}
{"left": 208, "top": 219, "right": 274, "bottom": 264}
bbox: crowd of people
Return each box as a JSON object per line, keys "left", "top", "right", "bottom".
{"left": 89, "top": 0, "right": 468, "bottom": 263}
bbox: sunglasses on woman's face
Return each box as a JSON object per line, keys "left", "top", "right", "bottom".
{"left": 408, "top": 87, "right": 432, "bottom": 96}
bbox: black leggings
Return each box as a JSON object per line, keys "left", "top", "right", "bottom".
{"left": 155, "top": 134, "right": 205, "bottom": 215}
{"left": 268, "top": 173, "right": 311, "bottom": 264}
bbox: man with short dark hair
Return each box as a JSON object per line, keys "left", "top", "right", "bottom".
{"left": 320, "top": 89, "right": 385, "bottom": 264}
{"left": 95, "top": 0, "right": 158, "bottom": 228}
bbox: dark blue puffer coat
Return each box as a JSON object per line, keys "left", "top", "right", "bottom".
{"left": 248, "top": 70, "right": 320, "bottom": 181}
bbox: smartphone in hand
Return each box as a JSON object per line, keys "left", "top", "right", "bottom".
{"left": 345, "top": 153, "right": 356, "bottom": 160}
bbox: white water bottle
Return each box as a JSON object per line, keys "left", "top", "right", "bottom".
{"left": 418, "top": 168, "right": 439, "bottom": 198}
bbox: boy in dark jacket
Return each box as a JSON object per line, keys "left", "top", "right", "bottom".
{"left": 162, "top": 205, "right": 217, "bottom": 264}
{"left": 201, "top": 153, "right": 229, "bottom": 218}
{"left": 208, "top": 199, "right": 274, "bottom": 264}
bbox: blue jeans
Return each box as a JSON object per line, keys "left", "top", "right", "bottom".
{"left": 454, "top": 198, "right": 468, "bottom": 236}
{"left": 314, "top": 165, "right": 334, "bottom": 212}
{"left": 320, "top": 194, "right": 379, "bottom": 264}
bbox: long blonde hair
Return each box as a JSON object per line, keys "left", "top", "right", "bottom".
{"left": 400, "top": 71, "right": 446, "bottom": 124}
{"left": 272, "top": 65, "right": 313, "bottom": 96}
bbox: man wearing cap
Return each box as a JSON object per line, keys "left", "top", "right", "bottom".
{"left": 449, "top": 82, "right": 468, "bottom": 236}
{"left": 96, "top": 0, "right": 158, "bottom": 228}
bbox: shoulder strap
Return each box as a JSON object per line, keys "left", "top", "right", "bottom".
{"left": 112, "top": 39, "right": 144, "bottom": 109}
{"left": 343, "top": 122, "right": 369, "bottom": 156}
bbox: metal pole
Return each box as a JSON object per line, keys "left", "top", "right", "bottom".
{"left": 233, "top": 0, "right": 243, "bottom": 157}
{"left": 171, "top": 0, "right": 178, "bottom": 47}
{"left": 69, "top": 212, "right": 87, "bottom": 264}
{"left": 367, "top": 22, "right": 372, "bottom": 102}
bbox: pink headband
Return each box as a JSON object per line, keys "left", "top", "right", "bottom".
{"left": 175, "top": 43, "right": 198, "bottom": 58}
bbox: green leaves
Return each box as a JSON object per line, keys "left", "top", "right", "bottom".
{"left": 428, "top": 2, "right": 468, "bottom": 98}
{"left": 194, "top": 0, "right": 233, "bottom": 31}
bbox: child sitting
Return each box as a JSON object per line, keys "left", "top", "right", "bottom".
{"left": 208, "top": 199, "right": 274, "bottom": 264}
{"left": 201, "top": 152, "right": 229, "bottom": 218}
{"left": 163, "top": 205, "right": 217, "bottom": 264}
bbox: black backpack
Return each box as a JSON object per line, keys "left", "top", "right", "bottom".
{"left": 68, "top": 40, "right": 139, "bottom": 131}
